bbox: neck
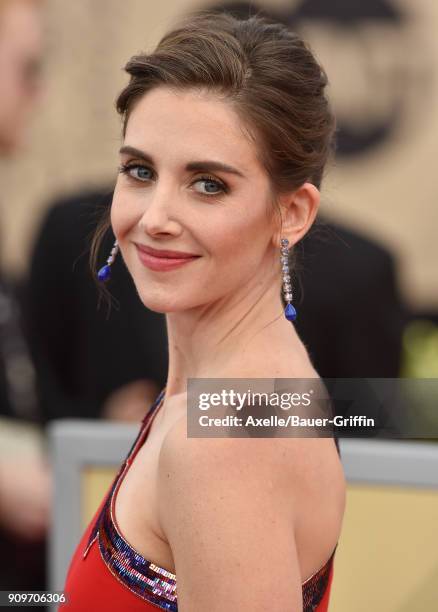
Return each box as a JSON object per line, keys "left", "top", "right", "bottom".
{"left": 163, "top": 278, "right": 303, "bottom": 399}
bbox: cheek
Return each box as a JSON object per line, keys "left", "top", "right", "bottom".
{"left": 219, "top": 201, "right": 268, "bottom": 256}
{"left": 110, "top": 184, "right": 139, "bottom": 240}
{"left": 206, "top": 208, "right": 267, "bottom": 277}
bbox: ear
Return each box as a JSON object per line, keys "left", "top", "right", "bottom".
{"left": 271, "top": 183, "right": 320, "bottom": 249}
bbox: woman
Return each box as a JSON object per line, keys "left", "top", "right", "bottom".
{"left": 61, "top": 11, "right": 346, "bottom": 611}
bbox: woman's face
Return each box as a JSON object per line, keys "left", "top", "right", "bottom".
{"left": 111, "top": 86, "right": 278, "bottom": 313}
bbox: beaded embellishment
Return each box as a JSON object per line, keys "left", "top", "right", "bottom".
{"left": 302, "top": 544, "right": 337, "bottom": 612}
{"left": 82, "top": 387, "right": 336, "bottom": 611}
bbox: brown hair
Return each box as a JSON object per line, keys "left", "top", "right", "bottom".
{"left": 90, "top": 10, "right": 336, "bottom": 311}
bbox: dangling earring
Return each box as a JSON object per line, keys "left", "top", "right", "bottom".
{"left": 280, "top": 238, "right": 297, "bottom": 321}
{"left": 97, "top": 239, "right": 119, "bottom": 283}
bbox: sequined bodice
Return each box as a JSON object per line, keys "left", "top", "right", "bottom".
{"left": 81, "top": 388, "right": 337, "bottom": 611}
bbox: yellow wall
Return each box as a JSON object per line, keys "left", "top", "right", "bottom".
{"left": 331, "top": 483, "right": 438, "bottom": 612}
{"left": 81, "top": 465, "right": 116, "bottom": 526}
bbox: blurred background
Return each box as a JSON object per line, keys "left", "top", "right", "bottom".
{"left": 0, "top": 0, "right": 437, "bottom": 610}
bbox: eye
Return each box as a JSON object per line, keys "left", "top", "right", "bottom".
{"left": 192, "top": 175, "right": 227, "bottom": 196}
{"left": 119, "top": 163, "right": 154, "bottom": 182}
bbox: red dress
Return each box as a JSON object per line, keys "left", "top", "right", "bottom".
{"left": 61, "top": 388, "right": 337, "bottom": 611}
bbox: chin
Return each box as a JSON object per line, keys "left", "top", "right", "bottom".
{"left": 135, "top": 286, "right": 189, "bottom": 314}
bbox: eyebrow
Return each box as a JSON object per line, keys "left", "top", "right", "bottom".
{"left": 119, "top": 145, "right": 245, "bottom": 178}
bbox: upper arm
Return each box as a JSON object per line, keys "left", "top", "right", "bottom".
{"left": 157, "top": 417, "right": 302, "bottom": 611}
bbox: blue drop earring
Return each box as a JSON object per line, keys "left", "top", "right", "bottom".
{"left": 97, "top": 239, "right": 119, "bottom": 283}
{"left": 280, "top": 238, "right": 297, "bottom": 322}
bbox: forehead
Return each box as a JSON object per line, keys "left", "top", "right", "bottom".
{"left": 124, "top": 87, "right": 262, "bottom": 174}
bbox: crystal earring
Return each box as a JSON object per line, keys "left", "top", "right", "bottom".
{"left": 280, "top": 238, "right": 297, "bottom": 321}
{"left": 97, "top": 239, "right": 119, "bottom": 283}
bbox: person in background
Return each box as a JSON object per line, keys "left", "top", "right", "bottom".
{"left": 0, "top": 0, "right": 50, "bottom": 593}
{"left": 294, "top": 217, "right": 408, "bottom": 378}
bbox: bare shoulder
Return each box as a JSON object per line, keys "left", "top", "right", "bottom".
{"left": 157, "top": 391, "right": 343, "bottom": 494}
{"left": 155, "top": 395, "right": 344, "bottom": 609}
{"left": 157, "top": 399, "right": 345, "bottom": 533}
{"left": 156, "top": 402, "right": 306, "bottom": 609}
{"left": 157, "top": 405, "right": 313, "bottom": 493}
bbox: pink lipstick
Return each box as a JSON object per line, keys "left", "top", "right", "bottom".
{"left": 135, "top": 243, "right": 201, "bottom": 271}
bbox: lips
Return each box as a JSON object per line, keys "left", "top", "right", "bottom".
{"left": 135, "top": 243, "right": 200, "bottom": 259}
{"left": 135, "top": 243, "right": 200, "bottom": 272}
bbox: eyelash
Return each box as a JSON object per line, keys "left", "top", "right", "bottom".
{"left": 118, "top": 163, "right": 228, "bottom": 196}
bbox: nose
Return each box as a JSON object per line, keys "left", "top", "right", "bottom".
{"left": 138, "top": 180, "right": 182, "bottom": 237}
